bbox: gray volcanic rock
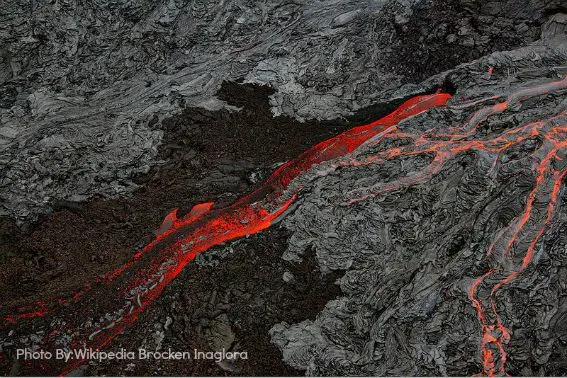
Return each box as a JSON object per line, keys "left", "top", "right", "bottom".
{"left": 0, "top": 0, "right": 558, "bottom": 222}
{"left": 270, "top": 17, "right": 567, "bottom": 376}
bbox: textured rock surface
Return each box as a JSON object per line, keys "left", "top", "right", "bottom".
{"left": 270, "top": 16, "right": 567, "bottom": 376}
{"left": 0, "top": 0, "right": 559, "bottom": 221}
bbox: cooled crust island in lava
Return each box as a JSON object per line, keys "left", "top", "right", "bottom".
{"left": 0, "top": 93, "right": 451, "bottom": 375}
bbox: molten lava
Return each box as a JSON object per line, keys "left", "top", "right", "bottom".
{"left": 340, "top": 76, "right": 567, "bottom": 376}
{"left": 338, "top": 76, "right": 567, "bottom": 376}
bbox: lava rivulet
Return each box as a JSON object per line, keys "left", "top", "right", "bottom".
{"left": 0, "top": 92, "right": 450, "bottom": 375}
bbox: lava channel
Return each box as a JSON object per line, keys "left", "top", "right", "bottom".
{"left": 337, "top": 75, "right": 567, "bottom": 376}
{"left": 0, "top": 92, "right": 450, "bottom": 375}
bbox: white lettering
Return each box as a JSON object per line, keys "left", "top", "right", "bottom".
{"left": 16, "top": 349, "right": 53, "bottom": 360}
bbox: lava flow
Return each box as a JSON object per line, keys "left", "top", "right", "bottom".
{"left": 3, "top": 75, "right": 566, "bottom": 376}
{"left": 0, "top": 91, "right": 450, "bottom": 375}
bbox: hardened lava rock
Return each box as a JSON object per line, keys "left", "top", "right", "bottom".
{"left": 270, "top": 17, "right": 567, "bottom": 376}
{"left": 0, "top": 0, "right": 560, "bottom": 222}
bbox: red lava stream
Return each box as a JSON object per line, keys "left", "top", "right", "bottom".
{"left": 0, "top": 91, "right": 450, "bottom": 375}
{"left": 2, "top": 76, "right": 567, "bottom": 376}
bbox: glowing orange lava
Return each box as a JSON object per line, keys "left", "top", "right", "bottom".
{"left": 340, "top": 76, "right": 567, "bottom": 376}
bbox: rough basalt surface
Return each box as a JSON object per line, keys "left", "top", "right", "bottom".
{"left": 271, "top": 16, "right": 567, "bottom": 376}
{"left": 0, "top": 0, "right": 560, "bottom": 222}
